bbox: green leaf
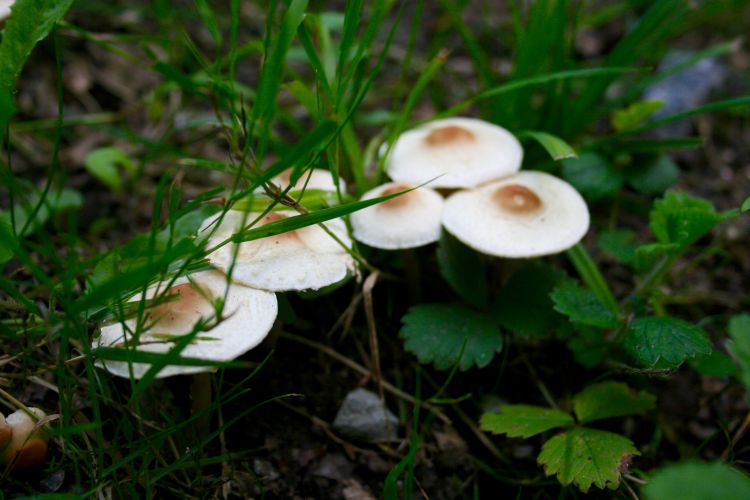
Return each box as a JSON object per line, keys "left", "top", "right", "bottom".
{"left": 84, "top": 147, "right": 136, "bottom": 192}
{"left": 522, "top": 131, "right": 577, "bottom": 161}
{"left": 650, "top": 191, "right": 723, "bottom": 248}
{"left": 688, "top": 351, "right": 737, "bottom": 378}
{"left": 634, "top": 242, "right": 680, "bottom": 272}
{"left": 598, "top": 229, "right": 639, "bottom": 265}
{"left": 626, "top": 154, "right": 679, "bottom": 194}
{"left": 0, "top": 219, "right": 15, "bottom": 264}
{"left": 563, "top": 325, "right": 608, "bottom": 369}
{"left": 728, "top": 314, "right": 750, "bottom": 389}
{"left": 551, "top": 282, "right": 620, "bottom": 329}
{"left": 0, "top": 188, "right": 83, "bottom": 236}
{"left": 0, "top": 0, "right": 76, "bottom": 129}
{"left": 611, "top": 100, "right": 663, "bottom": 132}
{"left": 742, "top": 196, "right": 750, "bottom": 213}
{"left": 400, "top": 304, "right": 502, "bottom": 371}
{"left": 538, "top": 428, "right": 639, "bottom": 493}
{"left": 493, "top": 262, "right": 567, "bottom": 337}
{"left": 573, "top": 381, "right": 655, "bottom": 423}
{"left": 623, "top": 316, "right": 712, "bottom": 368}
{"left": 436, "top": 231, "right": 488, "bottom": 309}
{"left": 645, "top": 461, "right": 750, "bottom": 500}
{"left": 480, "top": 405, "right": 573, "bottom": 439}
{"left": 561, "top": 153, "right": 624, "bottom": 200}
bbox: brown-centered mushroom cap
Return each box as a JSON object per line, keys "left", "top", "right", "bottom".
{"left": 201, "top": 210, "right": 356, "bottom": 291}
{"left": 351, "top": 182, "right": 445, "bottom": 249}
{"left": 0, "top": 407, "right": 48, "bottom": 471}
{"left": 441, "top": 171, "right": 590, "bottom": 257}
{"left": 385, "top": 117, "right": 523, "bottom": 189}
{"left": 95, "top": 270, "right": 277, "bottom": 379}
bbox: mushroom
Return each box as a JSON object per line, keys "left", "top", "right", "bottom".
{"left": 441, "top": 171, "right": 590, "bottom": 258}
{"left": 385, "top": 117, "right": 523, "bottom": 189}
{"left": 267, "top": 167, "right": 346, "bottom": 193}
{"left": 1, "top": 407, "right": 49, "bottom": 471}
{"left": 0, "top": 1, "right": 13, "bottom": 22}
{"left": 95, "top": 269, "right": 278, "bottom": 379}
{"left": 200, "top": 210, "right": 356, "bottom": 292}
{"left": 0, "top": 413, "right": 11, "bottom": 452}
{"left": 351, "top": 182, "right": 444, "bottom": 250}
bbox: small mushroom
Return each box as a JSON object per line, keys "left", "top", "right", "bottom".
{"left": 351, "top": 182, "right": 444, "bottom": 249}
{"left": 385, "top": 117, "right": 523, "bottom": 189}
{"left": 441, "top": 171, "right": 590, "bottom": 258}
{"left": 0, "top": 413, "right": 11, "bottom": 452}
{"left": 201, "top": 210, "right": 356, "bottom": 292}
{"left": 0, "top": 1, "right": 14, "bottom": 22}
{"left": 95, "top": 270, "right": 278, "bottom": 379}
{"left": 1, "top": 407, "right": 49, "bottom": 471}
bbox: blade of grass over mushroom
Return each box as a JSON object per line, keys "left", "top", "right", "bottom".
{"left": 566, "top": 244, "right": 619, "bottom": 314}
{"left": 93, "top": 348, "right": 254, "bottom": 370}
{"left": 520, "top": 131, "right": 577, "bottom": 161}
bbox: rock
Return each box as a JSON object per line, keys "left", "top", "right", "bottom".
{"left": 332, "top": 388, "right": 399, "bottom": 443}
{"left": 643, "top": 50, "right": 728, "bottom": 136}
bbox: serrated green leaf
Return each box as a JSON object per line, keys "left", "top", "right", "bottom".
{"left": 611, "top": 100, "right": 663, "bottom": 132}
{"left": 728, "top": 314, "right": 750, "bottom": 389}
{"left": 538, "top": 428, "right": 639, "bottom": 493}
{"left": 573, "top": 381, "right": 655, "bottom": 423}
{"left": 561, "top": 153, "right": 624, "bottom": 200}
{"left": 493, "top": 262, "right": 567, "bottom": 337}
{"left": 480, "top": 405, "right": 573, "bottom": 438}
{"left": 688, "top": 351, "right": 737, "bottom": 377}
{"left": 598, "top": 229, "right": 639, "bottom": 265}
{"left": 437, "top": 231, "right": 488, "bottom": 309}
{"left": 551, "top": 282, "right": 620, "bottom": 329}
{"left": 650, "top": 191, "right": 723, "bottom": 248}
{"left": 84, "top": 147, "right": 136, "bottom": 192}
{"left": 523, "top": 130, "right": 577, "bottom": 161}
{"left": 623, "top": 316, "right": 712, "bottom": 368}
{"left": 400, "top": 304, "right": 502, "bottom": 371}
{"left": 0, "top": 0, "right": 75, "bottom": 129}
{"left": 645, "top": 461, "right": 750, "bottom": 500}
{"left": 626, "top": 154, "right": 679, "bottom": 194}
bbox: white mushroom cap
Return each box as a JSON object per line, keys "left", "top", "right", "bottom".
{"left": 351, "top": 182, "right": 445, "bottom": 249}
{"left": 1, "top": 407, "right": 48, "bottom": 470}
{"left": 264, "top": 167, "right": 346, "bottom": 193}
{"left": 0, "top": 1, "right": 13, "bottom": 22}
{"left": 441, "top": 171, "right": 590, "bottom": 257}
{"left": 385, "top": 117, "right": 523, "bottom": 189}
{"left": 0, "top": 413, "right": 11, "bottom": 452}
{"left": 95, "top": 270, "right": 278, "bottom": 379}
{"left": 201, "top": 210, "right": 356, "bottom": 292}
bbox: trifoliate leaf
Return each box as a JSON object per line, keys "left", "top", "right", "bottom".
{"left": 480, "top": 405, "right": 573, "bottom": 438}
{"left": 728, "top": 314, "right": 750, "bottom": 389}
{"left": 598, "top": 228, "right": 639, "bottom": 265}
{"left": 650, "top": 191, "right": 723, "bottom": 248}
{"left": 84, "top": 147, "right": 136, "bottom": 192}
{"left": 645, "top": 461, "right": 750, "bottom": 500}
{"left": 538, "top": 428, "right": 638, "bottom": 493}
{"left": 493, "top": 262, "right": 567, "bottom": 337}
{"left": 561, "top": 153, "right": 624, "bottom": 200}
{"left": 623, "top": 316, "right": 712, "bottom": 368}
{"left": 400, "top": 304, "right": 501, "bottom": 371}
{"left": 437, "top": 231, "right": 488, "bottom": 309}
{"left": 573, "top": 381, "right": 655, "bottom": 423}
{"left": 688, "top": 351, "right": 737, "bottom": 377}
{"left": 551, "top": 282, "right": 620, "bottom": 329}
{"left": 626, "top": 154, "right": 679, "bottom": 194}
{"left": 611, "top": 100, "right": 663, "bottom": 132}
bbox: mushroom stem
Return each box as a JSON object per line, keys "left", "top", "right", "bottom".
{"left": 190, "top": 373, "right": 213, "bottom": 439}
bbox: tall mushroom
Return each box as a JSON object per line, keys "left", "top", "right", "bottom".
{"left": 385, "top": 117, "right": 523, "bottom": 189}
{"left": 441, "top": 171, "right": 590, "bottom": 258}
{"left": 0, "top": 407, "right": 49, "bottom": 471}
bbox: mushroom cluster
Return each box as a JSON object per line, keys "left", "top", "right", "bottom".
{"left": 353, "top": 116, "right": 589, "bottom": 257}
{"left": 0, "top": 407, "right": 49, "bottom": 471}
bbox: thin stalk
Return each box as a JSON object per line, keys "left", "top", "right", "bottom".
{"left": 567, "top": 244, "right": 619, "bottom": 314}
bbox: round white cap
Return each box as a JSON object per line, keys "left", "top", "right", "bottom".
{"left": 351, "top": 182, "right": 444, "bottom": 249}
{"left": 95, "top": 270, "right": 278, "bottom": 379}
{"left": 385, "top": 117, "right": 523, "bottom": 189}
{"left": 201, "top": 210, "right": 356, "bottom": 291}
{"left": 441, "top": 171, "right": 590, "bottom": 257}
{"left": 0, "top": 1, "right": 13, "bottom": 22}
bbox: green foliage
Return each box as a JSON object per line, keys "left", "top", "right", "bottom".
{"left": 650, "top": 191, "right": 724, "bottom": 248}
{"left": 688, "top": 351, "right": 737, "bottom": 377}
{"left": 728, "top": 314, "right": 750, "bottom": 389}
{"left": 742, "top": 196, "right": 750, "bottom": 213}
{"left": 400, "top": 304, "right": 502, "bottom": 370}
{"left": 493, "top": 262, "right": 566, "bottom": 337}
{"left": 538, "top": 428, "right": 638, "bottom": 493}
{"left": 0, "top": 219, "right": 15, "bottom": 264}
{"left": 551, "top": 281, "right": 620, "bottom": 329}
{"left": 522, "top": 130, "right": 577, "bottom": 161}
{"left": 561, "top": 153, "right": 623, "bottom": 200}
{"left": 0, "top": 187, "right": 83, "bottom": 236}
{"left": 480, "top": 405, "right": 573, "bottom": 438}
{"left": 625, "top": 154, "right": 679, "bottom": 194}
{"left": 0, "top": 0, "right": 76, "bottom": 129}
{"left": 611, "top": 100, "right": 663, "bottom": 132}
{"left": 598, "top": 228, "right": 639, "bottom": 265}
{"left": 84, "top": 147, "right": 136, "bottom": 192}
{"left": 644, "top": 461, "right": 750, "bottom": 500}
{"left": 573, "top": 381, "right": 655, "bottom": 423}
{"left": 623, "top": 316, "right": 712, "bottom": 368}
{"left": 436, "top": 231, "right": 488, "bottom": 309}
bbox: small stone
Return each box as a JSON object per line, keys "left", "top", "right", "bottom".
{"left": 332, "top": 388, "right": 399, "bottom": 443}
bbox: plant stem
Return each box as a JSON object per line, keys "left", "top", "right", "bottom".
{"left": 566, "top": 243, "right": 619, "bottom": 314}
